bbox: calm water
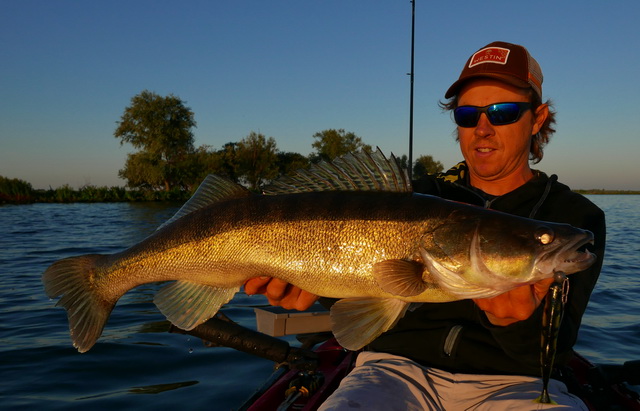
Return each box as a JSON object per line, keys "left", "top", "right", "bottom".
{"left": 1, "top": 196, "right": 639, "bottom": 409}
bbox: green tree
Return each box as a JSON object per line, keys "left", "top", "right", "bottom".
{"left": 396, "top": 154, "right": 409, "bottom": 171}
{"left": 190, "top": 145, "right": 223, "bottom": 184}
{"left": 277, "top": 151, "right": 310, "bottom": 176}
{"left": 311, "top": 129, "right": 372, "bottom": 162}
{"left": 0, "top": 176, "right": 34, "bottom": 203}
{"left": 216, "top": 142, "right": 240, "bottom": 181}
{"left": 413, "top": 154, "right": 444, "bottom": 178}
{"left": 119, "top": 151, "right": 164, "bottom": 190}
{"left": 115, "top": 90, "right": 199, "bottom": 191}
{"left": 235, "top": 132, "right": 279, "bottom": 191}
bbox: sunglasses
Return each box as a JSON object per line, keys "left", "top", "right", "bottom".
{"left": 453, "top": 102, "right": 532, "bottom": 128}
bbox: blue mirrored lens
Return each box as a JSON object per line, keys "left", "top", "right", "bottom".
{"left": 453, "top": 106, "right": 480, "bottom": 127}
{"left": 454, "top": 103, "right": 530, "bottom": 128}
{"left": 486, "top": 103, "right": 521, "bottom": 124}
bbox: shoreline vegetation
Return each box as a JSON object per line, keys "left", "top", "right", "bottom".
{"left": 8, "top": 91, "right": 637, "bottom": 205}
{"left": 1, "top": 176, "right": 639, "bottom": 205}
{"left": 0, "top": 177, "right": 191, "bottom": 204}
{"left": 573, "top": 189, "right": 640, "bottom": 195}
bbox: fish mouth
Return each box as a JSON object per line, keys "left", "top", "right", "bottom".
{"left": 555, "top": 231, "right": 596, "bottom": 273}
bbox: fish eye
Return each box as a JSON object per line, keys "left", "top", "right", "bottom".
{"left": 535, "top": 227, "right": 555, "bottom": 245}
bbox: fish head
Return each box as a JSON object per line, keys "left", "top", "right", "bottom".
{"left": 527, "top": 222, "right": 596, "bottom": 277}
{"left": 420, "top": 209, "right": 596, "bottom": 297}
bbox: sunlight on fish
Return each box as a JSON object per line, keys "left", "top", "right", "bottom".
{"left": 42, "top": 149, "right": 595, "bottom": 353}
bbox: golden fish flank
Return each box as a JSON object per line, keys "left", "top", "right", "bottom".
{"left": 43, "top": 149, "right": 595, "bottom": 353}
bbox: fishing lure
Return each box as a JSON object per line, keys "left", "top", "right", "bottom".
{"left": 535, "top": 271, "right": 569, "bottom": 404}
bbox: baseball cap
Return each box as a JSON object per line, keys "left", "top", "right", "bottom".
{"left": 445, "top": 41, "right": 543, "bottom": 99}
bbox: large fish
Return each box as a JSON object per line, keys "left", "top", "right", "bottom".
{"left": 43, "top": 150, "right": 595, "bottom": 353}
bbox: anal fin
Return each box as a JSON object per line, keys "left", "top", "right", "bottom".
{"left": 154, "top": 281, "right": 239, "bottom": 330}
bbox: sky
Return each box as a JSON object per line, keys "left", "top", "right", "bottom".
{"left": 1, "top": 1, "right": 639, "bottom": 190}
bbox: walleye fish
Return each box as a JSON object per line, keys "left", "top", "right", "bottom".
{"left": 43, "top": 150, "right": 595, "bottom": 353}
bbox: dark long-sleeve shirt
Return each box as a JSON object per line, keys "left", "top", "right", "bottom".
{"left": 367, "top": 162, "right": 606, "bottom": 376}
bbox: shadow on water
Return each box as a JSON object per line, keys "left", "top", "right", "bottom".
{"left": 77, "top": 380, "right": 199, "bottom": 399}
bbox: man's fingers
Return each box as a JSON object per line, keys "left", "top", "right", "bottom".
{"left": 265, "top": 278, "right": 290, "bottom": 301}
{"left": 245, "top": 277, "right": 320, "bottom": 311}
{"left": 279, "top": 290, "right": 319, "bottom": 311}
{"left": 474, "top": 283, "right": 542, "bottom": 326}
{"left": 533, "top": 277, "right": 555, "bottom": 300}
{"left": 244, "top": 276, "right": 272, "bottom": 295}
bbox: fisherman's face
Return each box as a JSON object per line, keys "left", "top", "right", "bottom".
{"left": 456, "top": 78, "right": 548, "bottom": 195}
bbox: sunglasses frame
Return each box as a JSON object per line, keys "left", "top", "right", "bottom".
{"left": 454, "top": 102, "right": 532, "bottom": 128}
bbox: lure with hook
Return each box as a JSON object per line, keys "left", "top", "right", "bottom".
{"left": 535, "top": 271, "right": 569, "bottom": 404}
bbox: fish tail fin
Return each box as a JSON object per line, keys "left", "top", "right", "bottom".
{"left": 42, "top": 254, "right": 114, "bottom": 353}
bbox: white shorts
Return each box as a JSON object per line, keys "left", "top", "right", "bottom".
{"left": 318, "top": 351, "right": 588, "bottom": 410}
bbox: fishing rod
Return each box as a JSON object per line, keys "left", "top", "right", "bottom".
{"left": 169, "top": 313, "right": 320, "bottom": 371}
{"left": 408, "top": 0, "right": 415, "bottom": 180}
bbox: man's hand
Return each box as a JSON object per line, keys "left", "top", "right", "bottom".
{"left": 244, "top": 277, "right": 319, "bottom": 311}
{"left": 473, "top": 277, "right": 555, "bottom": 326}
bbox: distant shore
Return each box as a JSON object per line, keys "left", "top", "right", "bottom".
{"left": 1, "top": 186, "right": 639, "bottom": 205}
{"left": 0, "top": 186, "right": 192, "bottom": 205}
{"left": 573, "top": 189, "right": 640, "bottom": 195}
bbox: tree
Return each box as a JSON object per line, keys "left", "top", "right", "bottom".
{"left": 277, "top": 151, "right": 310, "bottom": 176}
{"left": 413, "top": 154, "right": 444, "bottom": 178}
{"left": 311, "top": 129, "right": 372, "bottom": 162}
{"left": 396, "top": 154, "right": 409, "bottom": 171}
{"left": 235, "top": 132, "right": 279, "bottom": 191}
{"left": 0, "top": 176, "right": 34, "bottom": 203}
{"left": 118, "top": 151, "right": 164, "bottom": 190}
{"left": 216, "top": 142, "right": 240, "bottom": 181}
{"left": 115, "top": 90, "right": 199, "bottom": 191}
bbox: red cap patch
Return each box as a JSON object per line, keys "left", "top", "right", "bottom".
{"left": 469, "top": 47, "right": 510, "bottom": 68}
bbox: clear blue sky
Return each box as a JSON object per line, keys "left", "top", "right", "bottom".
{"left": 2, "top": 1, "right": 639, "bottom": 190}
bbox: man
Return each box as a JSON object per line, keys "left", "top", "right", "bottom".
{"left": 246, "top": 41, "right": 605, "bottom": 409}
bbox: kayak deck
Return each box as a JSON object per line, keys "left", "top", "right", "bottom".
{"left": 240, "top": 337, "right": 355, "bottom": 411}
{"left": 170, "top": 306, "right": 640, "bottom": 410}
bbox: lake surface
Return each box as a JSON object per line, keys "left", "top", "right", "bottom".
{"left": 1, "top": 196, "right": 639, "bottom": 409}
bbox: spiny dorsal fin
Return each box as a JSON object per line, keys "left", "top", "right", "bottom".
{"left": 263, "top": 148, "right": 411, "bottom": 195}
{"left": 157, "top": 174, "right": 252, "bottom": 230}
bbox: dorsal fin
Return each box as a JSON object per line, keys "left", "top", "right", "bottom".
{"left": 157, "top": 174, "right": 252, "bottom": 230}
{"left": 263, "top": 148, "right": 412, "bottom": 195}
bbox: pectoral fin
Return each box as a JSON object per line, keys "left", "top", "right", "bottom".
{"left": 373, "top": 259, "right": 427, "bottom": 297}
{"left": 154, "top": 281, "right": 239, "bottom": 330}
{"left": 330, "top": 297, "right": 409, "bottom": 351}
